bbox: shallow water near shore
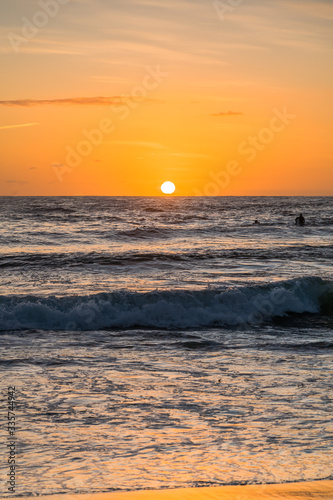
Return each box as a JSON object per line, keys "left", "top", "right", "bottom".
{"left": 2, "top": 324, "right": 333, "bottom": 495}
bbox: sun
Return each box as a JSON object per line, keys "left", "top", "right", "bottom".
{"left": 161, "top": 181, "right": 176, "bottom": 194}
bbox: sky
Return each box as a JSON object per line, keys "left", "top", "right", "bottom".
{"left": 0, "top": 0, "right": 332, "bottom": 196}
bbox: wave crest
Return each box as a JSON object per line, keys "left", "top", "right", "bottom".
{"left": 0, "top": 277, "right": 331, "bottom": 331}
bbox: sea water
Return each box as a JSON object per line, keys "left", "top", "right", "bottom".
{"left": 0, "top": 196, "right": 332, "bottom": 495}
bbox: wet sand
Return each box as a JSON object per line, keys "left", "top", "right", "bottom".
{"left": 8, "top": 480, "right": 333, "bottom": 500}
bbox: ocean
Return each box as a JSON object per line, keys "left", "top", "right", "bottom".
{"left": 0, "top": 196, "right": 332, "bottom": 496}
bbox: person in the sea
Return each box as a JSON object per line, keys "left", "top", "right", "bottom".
{"left": 295, "top": 213, "right": 305, "bottom": 226}
{"left": 254, "top": 220, "right": 260, "bottom": 224}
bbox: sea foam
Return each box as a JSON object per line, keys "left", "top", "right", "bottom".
{"left": 0, "top": 277, "right": 331, "bottom": 331}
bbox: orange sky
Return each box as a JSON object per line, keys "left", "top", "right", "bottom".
{"left": 0, "top": 0, "right": 332, "bottom": 195}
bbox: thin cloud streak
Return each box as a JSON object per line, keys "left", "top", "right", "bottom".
{"left": 0, "top": 97, "right": 158, "bottom": 107}
{"left": 156, "top": 152, "right": 212, "bottom": 159}
{"left": 211, "top": 111, "right": 244, "bottom": 117}
{"left": 111, "top": 141, "right": 167, "bottom": 149}
{"left": 0, "top": 122, "right": 39, "bottom": 130}
{"left": 6, "top": 180, "right": 28, "bottom": 184}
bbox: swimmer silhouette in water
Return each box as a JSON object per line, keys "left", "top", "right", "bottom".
{"left": 254, "top": 220, "right": 260, "bottom": 224}
{"left": 295, "top": 213, "right": 305, "bottom": 226}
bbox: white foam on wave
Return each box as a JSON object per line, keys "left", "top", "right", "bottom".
{"left": 0, "top": 277, "right": 331, "bottom": 331}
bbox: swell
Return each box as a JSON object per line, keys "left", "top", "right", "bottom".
{"left": 0, "top": 277, "right": 331, "bottom": 331}
{"left": 1, "top": 245, "right": 332, "bottom": 268}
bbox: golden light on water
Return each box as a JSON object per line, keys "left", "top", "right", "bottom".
{"left": 161, "top": 182, "right": 176, "bottom": 194}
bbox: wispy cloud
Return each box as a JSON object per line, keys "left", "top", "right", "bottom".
{"left": 6, "top": 180, "right": 28, "bottom": 184}
{"left": 166, "top": 152, "right": 211, "bottom": 158}
{"left": 110, "top": 141, "right": 167, "bottom": 149}
{"left": 0, "top": 122, "right": 39, "bottom": 130}
{"left": 211, "top": 111, "right": 243, "bottom": 117}
{"left": 155, "top": 152, "right": 212, "bottom": 159}
{"left": 0, "top": 97, "right": 157, "bottom": 107}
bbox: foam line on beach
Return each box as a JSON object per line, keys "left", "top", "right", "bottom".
{"left": 7, "top": 480, "right": 333, "bottom": 500}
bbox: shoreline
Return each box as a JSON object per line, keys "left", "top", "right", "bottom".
{"left": 6, "top": 480, "right": 333, "bottom": 500}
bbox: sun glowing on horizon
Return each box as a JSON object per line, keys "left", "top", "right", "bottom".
{"left": 161, "top": 181, "right": 176, "bottom": 194}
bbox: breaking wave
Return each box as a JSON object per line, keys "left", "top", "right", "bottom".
{"left": 0, "top": 277, "right": 332, "bottom": 331}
